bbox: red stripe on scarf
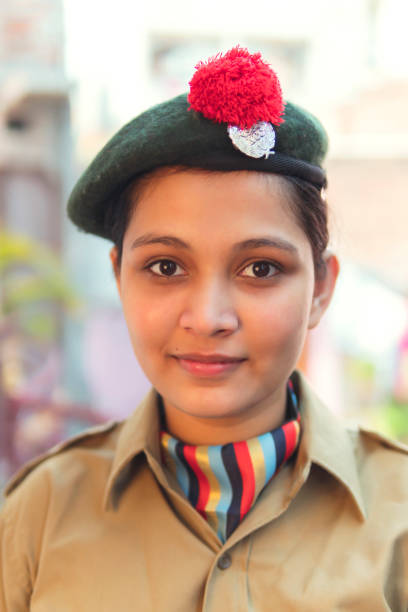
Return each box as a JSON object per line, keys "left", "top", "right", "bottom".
{"left": 282, "top": 421, "right": 298, "bottom": 462}
{"left": 233, "top": 441, "right": 256, "bottom": 520}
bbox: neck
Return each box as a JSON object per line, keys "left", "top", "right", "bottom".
{"left": 162, "top": 386, "right": 287, "bottom": 445}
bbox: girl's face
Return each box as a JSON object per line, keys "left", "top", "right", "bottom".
{"left": 111, "top": 170, "right": 338, "bottom": 442}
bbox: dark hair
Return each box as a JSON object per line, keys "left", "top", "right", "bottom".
{"left": 105, "top": 167, "right": 329, "bottom": 276}
{"left": 280, "top": 176, "right": 329, "bottom": 279}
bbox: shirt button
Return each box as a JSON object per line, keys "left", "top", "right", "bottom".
{"left": 217, "top": 552, "right": 232, "bottom": 570}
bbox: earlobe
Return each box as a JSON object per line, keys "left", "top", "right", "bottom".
{"left": 109, "top": 246, "right": 122, "bottom": 298}
{"left": 308, "top": 252, "right": 340, "bottom": 329}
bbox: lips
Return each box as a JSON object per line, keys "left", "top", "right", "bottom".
{"left": 174, "top": 353, "right": 245, "bottom": 363}
{"left": 172, "top": 353, "right": 246, "bottom": 377}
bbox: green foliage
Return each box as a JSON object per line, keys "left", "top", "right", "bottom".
{"left": 346, "top": 358, "right": 376, "bottom": 382}
{"left": 0, "top": 231, "right": 78, "bottom": 341}
{"left": 374, "top": 401, "right": 408, "bottom": 443}
{"left": 343, "top": 355, "right": 408, "bottom": 443}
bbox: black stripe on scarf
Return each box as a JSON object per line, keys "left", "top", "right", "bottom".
{"left": 271, "top": 428, "right": 286, "bottom": 467}
{"left": 222, "top": 443, "right": 243, "bottom": 539}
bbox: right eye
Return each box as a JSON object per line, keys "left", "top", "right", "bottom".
{"left": 147, "top": 259, "right": 185, "bottom": 277}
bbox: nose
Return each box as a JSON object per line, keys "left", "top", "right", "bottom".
{"left": 179, "top": 277, "right": 240, "bottom": 337}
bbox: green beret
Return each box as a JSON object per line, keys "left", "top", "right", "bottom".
{"left": 67, "top": 51, "right": 328, "bottom": 241}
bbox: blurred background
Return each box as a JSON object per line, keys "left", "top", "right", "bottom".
{"left": 1, "top": 0, "right": 408, "bottom": 487}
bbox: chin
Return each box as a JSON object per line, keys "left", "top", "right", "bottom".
{"left": 163, "top": 382, "right": 258, "bottom": 420}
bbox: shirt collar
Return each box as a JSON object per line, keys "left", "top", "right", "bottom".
{"left": 294, "top": 370, "right": 366, "bottom": 520}
{"left": 103, "top": 372, "right": 366, "bottom": 520}
{"left": 103, "top": 388, "right": 160, "bottom": 510}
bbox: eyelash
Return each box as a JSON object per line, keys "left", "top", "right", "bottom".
{"left": 145, "top": 258, "right": 281, "bottom": 279}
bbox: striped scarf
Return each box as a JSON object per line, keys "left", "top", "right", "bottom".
{"left": 160, "top": 380, "right": 301, "bottom": 542}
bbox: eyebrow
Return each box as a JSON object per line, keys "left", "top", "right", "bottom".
{"left": 131, "top": 233, "right": 298, "bottom": 255}
{"left": 232, "top": 237, "right": 298, "bottom": 255}
{"left": 131, "top": 234, "right": 189, "bottom": 250}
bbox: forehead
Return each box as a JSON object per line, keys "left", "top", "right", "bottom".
{"left": 124, "top": 168, "right": 306, "bottom": 246}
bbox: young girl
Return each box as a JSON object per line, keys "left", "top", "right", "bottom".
{"left": 1, "top": 47, "right": 408, "bottom": 611}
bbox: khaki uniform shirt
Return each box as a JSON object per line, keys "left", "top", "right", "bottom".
{"left": 1, "top": 372, "right": 408, "bottom": 611}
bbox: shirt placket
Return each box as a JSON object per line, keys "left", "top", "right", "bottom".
{"left": 147, "top": 447, "right": 311, "bottom": 611}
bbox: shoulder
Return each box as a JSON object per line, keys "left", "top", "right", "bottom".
{"left": 3, "top": 419, "right": 120, "bottom": 498}
{"left": 348, "top": 425, "right": 408, "bottom": 494}
{"left": 0, "top": 421, "right": 119, "bottom": 605}
{"left": 349, "top": 424, "right": 408, "bottom": 458}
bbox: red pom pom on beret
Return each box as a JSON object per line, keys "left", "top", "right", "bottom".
{"left": 188, "top": 46, "right": 285, "bottom": 130}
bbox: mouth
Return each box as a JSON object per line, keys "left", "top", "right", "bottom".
{"left": 172, "top": 353, "right": 247, "bottom": 377}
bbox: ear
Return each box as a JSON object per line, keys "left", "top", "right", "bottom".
{"left": 109, "top": 246, "right": 122, "bottom": 298}
{"left": 308, "top": 252, "right": 339, "bottom": 329}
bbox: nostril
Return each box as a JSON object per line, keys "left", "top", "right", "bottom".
{"left": 179, "top": 306, "right": 240, "bottom": 336}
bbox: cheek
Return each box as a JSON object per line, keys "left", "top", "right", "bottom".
{"left": 245, "top": 287, "right": 312, "bottom": 355}
{"left": 120, "top": 287, "right": 175, "bottom": 356}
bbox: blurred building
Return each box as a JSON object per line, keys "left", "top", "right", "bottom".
{"left": 0, "top": 0, "right": 77, "bottom": 482}
{"left": 0, "top": 0, "right": 71, "bottom": 250}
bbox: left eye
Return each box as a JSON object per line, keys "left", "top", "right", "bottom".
{"left": 147, "top": 259, "right": 184, "bottom": 277}
{"left": 240, "top": 261, "right": 279, "bottom": 278}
